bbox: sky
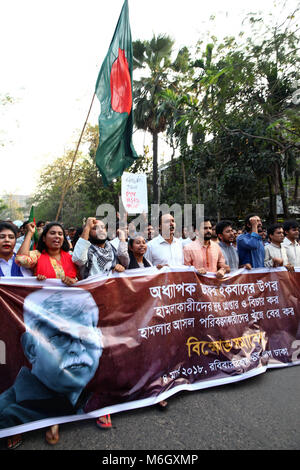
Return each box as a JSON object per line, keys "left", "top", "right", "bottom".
{"left": 1, "top": 0, "right": 298, "bottom": 195}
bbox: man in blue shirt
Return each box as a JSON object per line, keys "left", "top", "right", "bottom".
{"left": 237, "top": 214, "right": 265, "bottom": 268}
{"left": 216, "top": 220, "right": 239, "bottom": 271}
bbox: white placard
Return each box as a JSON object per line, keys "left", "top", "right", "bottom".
{"left": 121, "top": 172, "right": 148, "bottom": 214}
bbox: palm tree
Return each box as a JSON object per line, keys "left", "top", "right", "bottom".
{"left": 133, "top": 34, "right": 174, "bottom": 204}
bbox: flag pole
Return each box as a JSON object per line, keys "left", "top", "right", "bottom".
{"left": 55, "top": 92, "right": 96, "bottom": 221}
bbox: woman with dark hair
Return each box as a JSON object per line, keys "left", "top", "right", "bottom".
{"left": 16, "top": 222, "right": 78, "bottom": 286}
{"left": 70, "top": 227, "right": 83, "bottom": 251}
{"left": 0, "top": 222, "right": 24, "bottom": 278}
{"left": 15, "top": 221, "right": 78, "bottom": 445}
{"left": 127, "top": 234, "right": 152, "bottom": 268}
{"left": 125, "top": 234, "right": 168, "bottom": 410}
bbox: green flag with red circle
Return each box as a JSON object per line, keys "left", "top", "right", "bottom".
{"left": 95, "top": 0, "right": 138, "bottom": 186}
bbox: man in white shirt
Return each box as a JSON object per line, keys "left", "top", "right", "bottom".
{"left": 146, "top": 213, "right": 184, "bottom": 267}
{"left": 282, "top": 220, "right": 300, "bottom": 267}
{"left": 179, "top": 225, "right": 196, "bottom": 247}
{"left": 264, "top": 224, "right": 293, "bottom": 271}
{"left": 146, "top": 212, "right": 184, "bottom": 410}
{"left": 72, "top": 217, "right": 128, "bottom": 278}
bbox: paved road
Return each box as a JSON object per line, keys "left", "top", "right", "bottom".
{"left": 1, "top": 365, "right": 299, "bottom": 451}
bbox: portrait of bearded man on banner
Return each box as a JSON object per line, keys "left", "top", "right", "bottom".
{"left": 0, "top": 288, "right": 103, "bottom": 429}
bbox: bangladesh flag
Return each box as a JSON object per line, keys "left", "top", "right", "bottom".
{"left": 29, "top": 205, "right": 39, "bottom": 249}
{"left": 95, "top": 0, "right": 138, "bottom": 186}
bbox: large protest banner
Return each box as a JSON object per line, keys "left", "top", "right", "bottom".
{"left": 0, "top": 267, "right": 299, "bottom": 437}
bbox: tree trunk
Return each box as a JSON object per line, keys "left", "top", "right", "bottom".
{"left": 294, "top": 171, "right": 299, "bottom": 201}
{"left": 181, "top": 159, "right": 187, "bottom": 204}
{"left": 197, "top": 174, "right": 201, "bottom": 202}
{"left": 267, "top": 176, "right": 277, "bottom": 223}
{"left": 152, "top": 131, "right": 158, "bottom": 204}
{"left": 171, "top": 139, "right": 176, "bottom": 180}
{"left": 276, "top": 161, "right": 289, "bottom": 219}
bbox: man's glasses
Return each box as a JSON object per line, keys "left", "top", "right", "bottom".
{"left": 48, "top": 327, "right": 102, "bottom": 350}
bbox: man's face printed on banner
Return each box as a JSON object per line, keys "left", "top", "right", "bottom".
{"left": 22, "top": 290, "right": 102, "bottom": 401}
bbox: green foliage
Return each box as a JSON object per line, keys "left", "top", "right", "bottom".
{"left": 158, "top": 3, "right": 300, "bottom": 221}
{"left": 132, "top": 33, "right": 194, "bottom": 203}
{"left": 0, "top": 198, "right": 8, "bottom": 217}
{"left": 0, "top": 195, "right": 24, "bottom": 221}
{"left": 31, "top": 1, "right": 299, "bottom": 224}
{"left": 1, "top": 93, "right": 15, "bottom": 147}
{"left": 31, "top": 125, "right": 122, "bottom": 227}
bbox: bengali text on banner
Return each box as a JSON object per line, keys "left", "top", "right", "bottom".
{"left": 0, "top": 266, "right": 299, "bottom": 437}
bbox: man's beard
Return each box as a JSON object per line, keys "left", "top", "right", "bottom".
{"left": 204, "top": 234, "right": 212, "bottom": 241}
{"left": 89, "top": 235, "right": 108, "bottom": 245}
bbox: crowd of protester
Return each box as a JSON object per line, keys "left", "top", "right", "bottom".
{"left": 0, "top": 211, "right": 299, "bottom": 448}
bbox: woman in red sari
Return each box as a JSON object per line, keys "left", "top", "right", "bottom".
{"left": 16, "top": 222, "right": 77, "bottom": 285}
{"left": 16, "top": 222, "right": 78, "bottom": 445}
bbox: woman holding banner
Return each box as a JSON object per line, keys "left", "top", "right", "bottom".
{"left": 125, "top": 234, "right": 168, "bottom": 409}
{"left": 16, "top": 222, "right": 78, "bottom": 286}
{"left": 127, "top": 234, "right": 152, "bottom": 268}
{"left": 16, "top": 221, "right": 78, "bottom": 445}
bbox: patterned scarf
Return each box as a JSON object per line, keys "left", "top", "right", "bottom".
{"left": 84, "top": 242, "right": 117, "bottom": 278}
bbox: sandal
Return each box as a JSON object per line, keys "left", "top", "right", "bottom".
{"left": 96, "top": 414, "right": 112, "bottom": 429}
{"left": 7, "top": 434, "right": 23, "bottom": 449}
{"left": 45, "top": 424, "right": 59, "bottom": 445}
